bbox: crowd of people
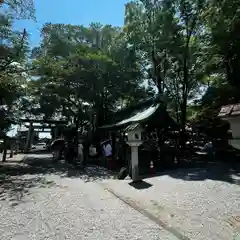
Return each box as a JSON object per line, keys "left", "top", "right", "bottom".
{"left": 77, "top": 139, "right": 113, "bottom": 164}
{"left": 51, "top": 134, "right": 120, "bottom": 169}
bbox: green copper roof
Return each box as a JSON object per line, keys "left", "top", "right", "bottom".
{"left": 99, "top": 96, "right": 178, "bottom": 131}
{"left": 104, "top": 104, "right": 160, "bottom": 128}
{"left": 100, "top": 103, "right": 171, "bottom": 130}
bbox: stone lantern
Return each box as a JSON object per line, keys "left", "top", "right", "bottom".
{"left": 126, "top": 124, "right": 143, "bottom": 182}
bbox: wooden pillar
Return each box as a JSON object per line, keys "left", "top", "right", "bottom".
{"left": 2, "top": 136, "right": 7, "bottom": 162}
{"left": 9, "top": 145, "right": 13, "bottom": 158}
{"left": 24, "top": 122, "right": 33, "bottom": 152}
{"left": 51, "top": 128, "right": 54, "bottom": 140}
{"left": 54, "top": 127, "right": 58, "bottom": 140}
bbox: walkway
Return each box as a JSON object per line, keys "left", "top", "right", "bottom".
{"left": 103, "top": 164, "right": 240, "bottom": 240}
{"left": 0, "top": 153, "right": 178, "bottom": 240}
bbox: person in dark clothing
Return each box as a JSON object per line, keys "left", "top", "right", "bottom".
{"left": 64, "top": 140, "right": 76, "bottom": 164}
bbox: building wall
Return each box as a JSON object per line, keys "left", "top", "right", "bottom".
{"left": 225, "top": 116, "right": 240, "bottom": 150}
{"left": 226, "top": 116, "right": 240, "bottom": 138}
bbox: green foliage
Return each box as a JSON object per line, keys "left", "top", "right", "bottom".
{"left": 1, "top": 0, "right": 35, "bottom": 20}
{"left": 31, "top": 23, "right": 153, "bottom": 128}
{"left": 123, "top": 0, "right": 240, "bottom": 127}
{"left": 0, "top": 0, "right": 35, "bottom": 134}
{"left": 203, "top": 0, "right": 240, "bottom": 86}
{"left": 1, "top": 0, "right": 239, "bottom": 135}
{"left": 124, "top": 0, "right": 208, "bottom": 126}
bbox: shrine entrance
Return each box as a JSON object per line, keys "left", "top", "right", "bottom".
{"left": 18, "top": 119, "right": 68, "bottom": 152}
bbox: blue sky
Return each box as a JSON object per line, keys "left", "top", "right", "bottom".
{"left": 14, "top": 0, "right": 129, "bottom": 47}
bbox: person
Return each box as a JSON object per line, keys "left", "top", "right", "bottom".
{"left": 65, "top": 140, "right": 75, "bottom": 164}
{"left": 103, "top": 141, "right": 112, "bottom": 157}
{"left": 103, "top": 140, "right": 113, "bottom": 169}
{"left": 89, "top": 144, "right": 97, "bottom": 157}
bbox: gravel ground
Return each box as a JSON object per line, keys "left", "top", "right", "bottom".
{"left": 103, "top": 165, "right": 240, "bottom": 240}
{"left": 0, "top": 154, "right": 178, "bottom": 240}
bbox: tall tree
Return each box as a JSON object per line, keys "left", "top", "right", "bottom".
{"left": 204, "top": 0, "right": 240, "bottom": 86}
{"left": 31, "top": 23, "right": 153, "bottom": 129}
{"left": 0, "top": 0, "right": 35, "bottom": 136}
{"left": 124, "top": 0, "right": 207, "bottom": 131}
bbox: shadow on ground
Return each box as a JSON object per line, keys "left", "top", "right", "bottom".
{"left": 0, "top": 154, "right": 115, "bottom": 204}
{"left": 147, "top": 163, "right": 240, "bottom": 185}
{"left": 0, "top": 154, "right": 115, "bottom": 181}
{"left": 129, "top": 180, "right": 153, "bottom": 189}
{"left": 26, "top": 149, "right": 50, "bottom": 154}
{"left": 0, "top": 174, "right": 55, "bottom": 206}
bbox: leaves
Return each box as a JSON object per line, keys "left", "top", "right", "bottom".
{"left": 1, "top": 0, "right": 239, "bottom": 134}
{"left": 29, "top": 23, "right": 153, "bottom": 127}
{"left": 0, "top": 0, "right": 34, "bottom": 133}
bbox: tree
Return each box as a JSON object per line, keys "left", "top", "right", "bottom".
{"left": 0, "top": 0, "right": 35, "bottom": 71}
{"left": 31, "top": 23, "right": 153, "bottom": 129}
{"left": 0, "top": 0, "right": 35, "bottom": 134}
{"left": 190, "top": 0, "right": 240, "bottom": 122}
{"left": 124, "top": 0, "right": 207, "bottom": 133}
{"left": 204, "top": 0, "right": 240, "bottom": 87}
{"left": 0, "top": 0, "right": 35, "bottom": 161}
{"left": 0, "top": 0, "right": 35, "bottom": 19}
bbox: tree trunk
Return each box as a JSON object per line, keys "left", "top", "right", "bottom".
{"left": 152, "top": 49, "right": 163, "bottom": 94}
{"left": 180, "top": 51, "right": 189, "bottom": 149}
{"left": 181, "top": 96, "right": 187, "bottom": 132}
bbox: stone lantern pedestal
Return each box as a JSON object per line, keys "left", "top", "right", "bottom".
{"left": 126, "top": 141, "right": 143, "bottom": 182}
{"left": 126, "top": 125, "right": 143, "bottom": 182}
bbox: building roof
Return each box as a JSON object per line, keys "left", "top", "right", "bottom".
{"left": 100, "top": 97, "right": 178, "bottom": 131}
{"left": 124, "top": 123, "right": 141, "bottom": 132}
{"left": 101, "top": 104, "right": 160, "bottom": 129}
{"left": 218, "top": 103, "right": 240, "bottom": 117}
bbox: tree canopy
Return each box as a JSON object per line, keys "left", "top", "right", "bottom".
{"left": 1, "top": 0, "right": 240, "bottom": 136}
{"left": 0, "top": 0, "right": 35, "bottom": 135}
